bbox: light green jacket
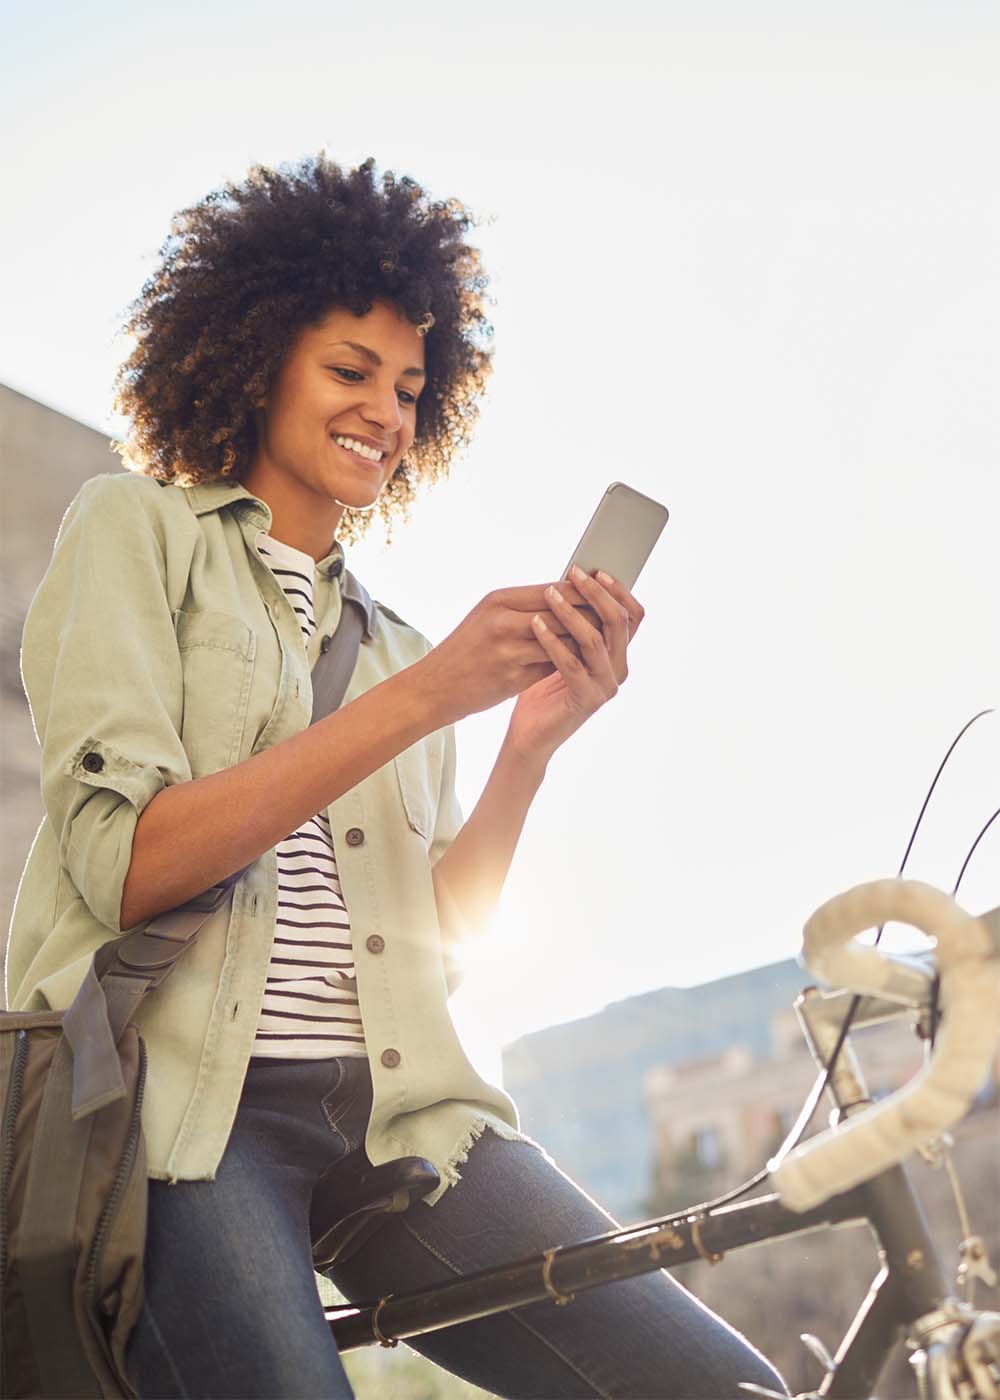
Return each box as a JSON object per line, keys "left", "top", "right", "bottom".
{"left": 6, "top": 472, "right": 519, "bottom": 1196}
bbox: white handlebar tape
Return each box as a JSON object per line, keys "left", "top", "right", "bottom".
{"left": 770, "top": 879, "right": 1000, "bottom": 1213}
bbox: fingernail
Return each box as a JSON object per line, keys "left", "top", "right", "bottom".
{"left": 596, "top": 570, "right": 615, "bottom": 586}
{"left": 546, "top": 585, "right": 563, "bottom": 604}
{"left": 532, "top": 613, "right": 548, "bottom": 631}
{"left": 570, "top": 565, "right": 587, "bottom": 583}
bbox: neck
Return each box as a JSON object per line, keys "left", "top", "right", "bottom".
{"left": 244, "top": 462, "right": 343, "bottom": 562}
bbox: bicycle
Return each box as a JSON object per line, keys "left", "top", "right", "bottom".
{"left": 310, "top": 876, "right": 1000, "bottom": 1400}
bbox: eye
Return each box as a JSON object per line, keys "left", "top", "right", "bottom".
{"left": 328, "top": 365, "right": 419, "bottom": 406}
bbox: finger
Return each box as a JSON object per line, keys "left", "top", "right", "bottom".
{"left": 489, "top": 581, "right": 596, "bottom": 614}
{"left": 490, "top": 584, "right": 578, "bottom": 613}
{"left": 509, "top": 635, "right": 576, "bottom": 666}
{"left": 567, "top": 566, "right": 631, "bottom": 673}
{"left": 542, "top": 585, "right": 617, "bottom": 690}
{"left": 508, "top": 605, "right": 601, "bottom": 643}
{"left": 530, "top": 613, "right": 600, "bottom": 700}
{"left": 551, "top": 576, "right": 590, "bottom": 609}
{"left": 567, "top": 565, "right": 625, "bottom": 621}
{"left": 594, "top": 570, "right": 645, "bottom": 638}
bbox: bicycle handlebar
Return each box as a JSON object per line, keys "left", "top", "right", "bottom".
{"left": 769, "top": 879, "right": 1000, "bottom": 1213}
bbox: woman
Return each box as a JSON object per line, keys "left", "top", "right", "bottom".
{"left": 8, "top": 155, "right": 784, "bottom": 1398}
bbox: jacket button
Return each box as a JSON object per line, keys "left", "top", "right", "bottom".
{"left": 82, "top": 752, "right": 104, "bottom": 773}
{"left": 380, "top": 1048, "right": 401, "bottom": 1069}
{"left": 345, "top": 827, "right": 365, "bottom": 847}
{"left": 320, "top": 634, "right": 332, "bottom": 653}
{"left": 366, "top": 934, "right": 385, "bottom": 955}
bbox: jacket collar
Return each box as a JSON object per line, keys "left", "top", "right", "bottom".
{"left": 185, "top": 478, "right": 262, "bottom": 518}
{"left": 184, "top": 479, "right": 374, "bottom": 637}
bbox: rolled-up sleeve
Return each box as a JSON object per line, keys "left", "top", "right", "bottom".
{"left": 21, "top": 475, "right": 192, "bottom": 933}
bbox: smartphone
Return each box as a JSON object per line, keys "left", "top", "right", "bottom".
{"left": 562, "top": 482, "right": 669, "bottom": 591}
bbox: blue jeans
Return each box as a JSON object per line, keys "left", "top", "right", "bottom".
{"left": 127, "top": 1057, "right": 786, "bottom": 1398}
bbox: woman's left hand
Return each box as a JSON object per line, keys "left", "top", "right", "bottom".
{"left": 505, "top": 565, "right": 645, "bottom": 766}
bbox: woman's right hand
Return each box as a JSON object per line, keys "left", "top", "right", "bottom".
{"left": 413, "top": 584, "right": 589, "bottom": 725}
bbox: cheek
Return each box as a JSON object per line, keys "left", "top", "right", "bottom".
{"left": 271, "top": 394, "right": 312, "bottom": 445}
{"left": 400, "top": 415, "right": 418, "bottom": 455}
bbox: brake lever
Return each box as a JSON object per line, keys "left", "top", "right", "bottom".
{"left": 910, "top": 1303, "right": 1000, "bottom": 1400}
{"left": 961, "top": 1312, "right": 1000, "bottom": 1400}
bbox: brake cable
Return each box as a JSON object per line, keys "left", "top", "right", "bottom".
{"left": 769, "top": 709, "right": 995, "bottom": 1159}
{"left": 652, "top": 707, "right": 996, "bottom": 1223}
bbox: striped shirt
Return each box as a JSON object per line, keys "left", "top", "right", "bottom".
{"left": 251, "top": 532, "right": 367, "bottom": 1058}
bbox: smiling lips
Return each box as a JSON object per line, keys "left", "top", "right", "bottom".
{"left": 331, "top": 433, "right": 387, "bottom": 466}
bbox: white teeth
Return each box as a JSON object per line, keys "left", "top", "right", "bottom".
{"left": 333, "top": 435, "right": 383, "bottom": 462}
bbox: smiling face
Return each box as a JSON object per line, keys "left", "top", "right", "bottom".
{"left": 244, "top": 300, "right": 426, "bottom": 558}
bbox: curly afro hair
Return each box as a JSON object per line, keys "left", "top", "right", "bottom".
{"left": 112, "top": 154, "right": 494, "bottom": 541}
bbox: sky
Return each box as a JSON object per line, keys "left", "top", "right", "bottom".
{"left": 2, "top": 0, "right": 998, "bottom": 1080}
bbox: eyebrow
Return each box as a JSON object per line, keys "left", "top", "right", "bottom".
{"left": 324, "top": 340, "right": 425, "bottom": 379}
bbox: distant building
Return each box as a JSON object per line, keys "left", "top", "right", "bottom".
{"left": 0, "top": 384, "right": 117, "bottom": 998}
{"left": 502, "top": 959, "right": 807, "bottom": 1222}
{"left": 643, "top": 1012, "right": 929, "bottom": 1211}
{"left": 503, "top": 965, "right": 1000, "bottom": 1225}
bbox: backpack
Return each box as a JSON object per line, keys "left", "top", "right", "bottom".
{"left": 1, "top": 586, "right": 368, "bottom": 1398}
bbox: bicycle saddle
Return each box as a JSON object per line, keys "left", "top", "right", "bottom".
{"left": 310, "top": 1151, "right": 440, "bottom": 1272}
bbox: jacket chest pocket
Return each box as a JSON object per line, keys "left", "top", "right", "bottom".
{"left": 174, "top": 610, "right": 256, "bottom": 779}
{"left": 392, "top": 736, "right": 442, "bottom": 843}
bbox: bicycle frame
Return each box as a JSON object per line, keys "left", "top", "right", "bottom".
{"left": 327, "top": 1180, "right": 941, "bottom": 1396}
{"left": 326, "top": 907, "right": 1000, "bottom": 1399}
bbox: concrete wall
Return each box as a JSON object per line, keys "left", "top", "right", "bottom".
{"left": 0, "top": 383, "right": 119, "bottom": 998}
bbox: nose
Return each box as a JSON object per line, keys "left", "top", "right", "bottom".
{"left": 360, "top": 374, "right": 402, "bottom": 433}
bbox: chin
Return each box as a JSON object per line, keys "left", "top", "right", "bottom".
{"left": 331, "top": 484, "right": 382, "bottom": 512}
{"left": 333, "top": 496, "right": 379, "bottom": 514}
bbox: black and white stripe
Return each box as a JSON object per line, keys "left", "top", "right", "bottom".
{"left": 256, "top": 541, "right": 318, "bottom": 635}
{"left": 252, "top": 532, "right": 367, "bottom": 1058}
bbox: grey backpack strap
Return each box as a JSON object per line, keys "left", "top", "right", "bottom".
{"left": 64, "top": 870, "right": 246, "bottom": 1118}
{"left": 310, "top": 573, "right": 372, "bottom": 721}
{"left": 64, "top": 573, "right": 373, "bottom": 1119}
